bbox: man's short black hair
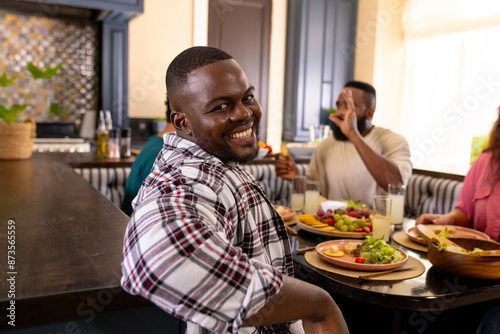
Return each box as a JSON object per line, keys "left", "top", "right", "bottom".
{"left": 165, "top": 46, "right": 233, "bottom": 119}
{"left": 165, "top": 46, "right": 233, "bottom": 95}
{"left": 165, "top": 93, "right": 171, "bottom": 122}
{"left": 344, "top": 80, "right": 376, "bottom": 109}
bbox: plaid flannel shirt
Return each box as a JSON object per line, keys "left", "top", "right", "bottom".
{"left": 121, "top": 133, "right": 295, "bottom": 333}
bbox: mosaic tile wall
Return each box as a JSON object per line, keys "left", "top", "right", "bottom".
{"left": 0, "top": 11, "right": 99, "bottom": 123}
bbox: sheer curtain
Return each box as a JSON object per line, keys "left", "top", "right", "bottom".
{"left": 401, "top": 0, "right": 500, "bottom": 174}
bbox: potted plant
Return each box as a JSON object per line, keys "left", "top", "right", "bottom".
{"left": 0, "top": 62, "right": 61, "bottom": 160}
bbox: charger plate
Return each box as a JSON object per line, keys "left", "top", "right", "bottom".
{"left": 392, "top": 231, "right": 428, "bottom": 253}
{"left": 304, "top": 251, "right": 425, "bottom": 280}
{"left": 283, "top": 214, "right": 299, "bottom": 226}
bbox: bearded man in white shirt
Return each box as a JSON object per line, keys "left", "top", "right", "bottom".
{"left": 276, "top": 81, "right": 412, "bottom": 206}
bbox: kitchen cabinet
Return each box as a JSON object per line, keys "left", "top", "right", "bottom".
{"left": 8, "top": 0, "right": 143, "bottom": 19}
{"left": 283, "top": 0, "right": 358, "bottom": 142}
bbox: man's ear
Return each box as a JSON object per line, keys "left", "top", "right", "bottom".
{"left": 171, "top": 111, "right": 192, "bottom": 136}
{"left": 366, "top": 108, "right": 375, "bottom": 120}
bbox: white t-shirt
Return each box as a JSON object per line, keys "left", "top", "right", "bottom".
{"left": 306, "top": 126, "right": 412, "bottom": 206}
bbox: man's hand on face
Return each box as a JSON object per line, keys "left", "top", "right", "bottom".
{"left": 329, "top": 89, "right": 360, "bottom": 140}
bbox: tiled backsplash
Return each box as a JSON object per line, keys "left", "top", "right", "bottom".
{"left": 0, "top": 11, "right": 99, "bottom": 123}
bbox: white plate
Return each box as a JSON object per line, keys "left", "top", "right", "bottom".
{"left": 274, "top": 206, "right": 295, "bottom": 220}
{"left": 320, "top": 200, "right": 347, "bottom": 212}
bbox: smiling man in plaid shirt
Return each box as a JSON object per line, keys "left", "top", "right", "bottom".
{"left": 121, "top": 46, "right": 348, "bottom": 334}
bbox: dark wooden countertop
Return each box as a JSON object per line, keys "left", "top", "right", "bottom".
{"left": 0, "top": 153, "right": 149, "bottom": 327}
{"left": 30, "top": 151, "right": 137, "bottom": 168}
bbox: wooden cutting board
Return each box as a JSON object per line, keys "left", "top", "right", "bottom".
{"left": 416, "top": 224, "right": 464, "bottom": 250}
{"left": 417, "top": 224, "right": 500, "bottom": 257}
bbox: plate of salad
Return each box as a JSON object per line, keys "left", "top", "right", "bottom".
{"left": 316, "top": 237, "right": 408, "bottom": 271}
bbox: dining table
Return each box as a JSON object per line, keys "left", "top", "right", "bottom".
{"left": 286, "top": 215, "right": 500, "bottom": 333}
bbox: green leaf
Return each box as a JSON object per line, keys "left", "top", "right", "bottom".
{"left": 0, "top": 104, "right": 29, "bottom": 124}
{"left": 437, "top": 242, "right": 447, "bottom": 251}
{"left": 0, "top": 72, "right": 16, "bottom": 87}
{"left": 48, "top": 102, "right": 69, "bottom": 118}
{"left": 28, "top": 62, "right": 62, "bottom": 79}
{"left": 329, "top": 107, "right": 337, "bottom": 114}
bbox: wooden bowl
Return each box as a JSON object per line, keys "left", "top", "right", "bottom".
{"left": 428, "top": 237, "right": 500, "bottom": 280}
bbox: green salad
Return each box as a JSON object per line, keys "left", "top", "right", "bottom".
{"left": 437, "top": 227, "right": 453, "bottom": 238}
{"left": 356, "top": 236, "right": 404, "bottom": 264}
{"left": 341, "top": 199, "right": 367, "bottom": 210}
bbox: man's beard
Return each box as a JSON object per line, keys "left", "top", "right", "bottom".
{"left": 196, "top": 126, "right": 260, "bottom": 163}
{"left": 331, "top": 115, "right": 367, "bottom": 141}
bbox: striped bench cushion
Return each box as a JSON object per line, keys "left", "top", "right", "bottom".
{"left": 241, "top": 163, "right": 309, "bottom": 206}
{"left": 73, "top": 167, "right": 131, "bottom": 207}
{"left": 73, "top": 164, "right": 463, "bottom": 219}
{"left": 405, "top": 174, "right": 463, "bottom": 218}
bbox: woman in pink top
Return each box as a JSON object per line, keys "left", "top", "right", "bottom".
{"left": 416, "top": 107, "right": 500, "bottom": 242}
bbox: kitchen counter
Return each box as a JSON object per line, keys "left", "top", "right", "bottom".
{"left": 0, "top": 153, "right": 151, "bottom": 328}
{"left": 33, "top": 151, "right": 137, "bottom": 168}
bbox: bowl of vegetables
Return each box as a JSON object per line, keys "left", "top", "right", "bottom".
{"left": 428, "top": 237, "right": 500, "bottom": 280}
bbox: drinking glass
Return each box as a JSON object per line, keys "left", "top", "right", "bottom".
{"left": 308, "top": 124, "right": 329, "bottom": 146}
{"left": 290, "top": 176, "right": 306, "bottom": 214}
{"left": 388, "top": 183, "right": 406, "bottom": 227}
{"left": 372, "top": 195, "right": 392, "bottom": 242}
{"left": 303, "top": 179, "right": 320, "bottom": 214}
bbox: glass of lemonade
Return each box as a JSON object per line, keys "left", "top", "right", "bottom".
{"left": 372, "top": 195, "right": 392, "bottom": 242}
{"left": 290, "top": 176, "right": 306, "bottom": 213}
{"left": 388, "top": 183, "right": 406, "bottom": 227}
{"left": 303, "top": 179, "right": 320, "bottom": 215}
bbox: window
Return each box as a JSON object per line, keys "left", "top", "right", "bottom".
{"left": 401, "top": 0, "right": 500, "bottom": 175}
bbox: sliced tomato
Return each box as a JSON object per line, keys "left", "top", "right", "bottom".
{"left": 355, "top": 257, "right": 365, "bottom": 264}
{"left": 347, "top": 213, "right": 359, "bottom": 218}
{"left": 354, "top": 227, "right": 363, "bottom": 232}
{"left": 363, "top": 226, "right": 371, "bottom": 233}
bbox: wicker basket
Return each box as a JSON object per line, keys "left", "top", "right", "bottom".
{"left": 0, "top": 119, "right": 36, "bottom": 160}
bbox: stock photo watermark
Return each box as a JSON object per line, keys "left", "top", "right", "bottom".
{"left": 410, "top": 74, "right": 500, "bottom": 166}
{"left": 6, "top": 219, "right": 17, "bottom": 327}
{"left": 340, "top": 0, "right": 403, "bottom": 60}
{"left": 401, "top": 277, "right": 468, "bottom": 334}
{"left": 43, "top": 270, "right": 123, "bottom": 334}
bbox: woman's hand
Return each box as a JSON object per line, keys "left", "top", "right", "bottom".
{"left": 415, "top": 214, "right": 444, "bottom": 225}
{"left": 415, "top": 210, "right": 467, "bottom": 226}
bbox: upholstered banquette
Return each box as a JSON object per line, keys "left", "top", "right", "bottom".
{"left": 74, "top": 167, "right": 131, "bottom": 208}
{"left": 74, "top": 162, "right": 464, "bottom": 219}
{"left": 404, "top": 170, "right": 464, "bottom": 218}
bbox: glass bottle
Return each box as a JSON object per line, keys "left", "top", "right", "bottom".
{"left": 121, "top": 127, "right": 132, "bottom": 158}
{"left": 95, "top": 110, "right": 108, "bottom": 158}
{"left": 105, "top": 110, "right": 113, "bottom": 132}
{"left": 108, "top": 128, "right": 121, "bottom": 159}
